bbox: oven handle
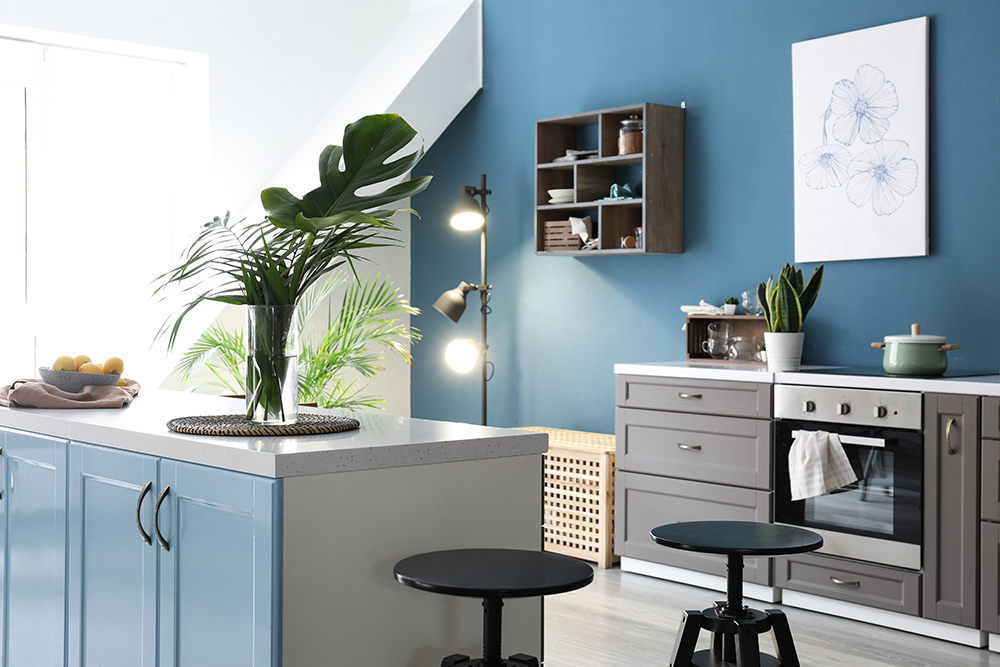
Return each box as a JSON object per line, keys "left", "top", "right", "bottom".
{"left": 790, "top": 430, "right": 886, "bottom": 448}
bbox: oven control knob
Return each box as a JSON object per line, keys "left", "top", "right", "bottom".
{"left": 836, "top": 402, "right": 851, "bottom": 415}
{"left": 874, "top": 405, "right": 888, "bottom": 419}
{"left": 802, "top": 400, "right": 815, "bottom": 413}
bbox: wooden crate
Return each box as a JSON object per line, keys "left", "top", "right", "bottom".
{"left": 542, "top": 220, "right": 583, "bottom": 251}
{"left": 516, "top": 427, "right": 617, "bottom": 568}
{"left": 685, "top": 314, "right": 767, "bottom": 366}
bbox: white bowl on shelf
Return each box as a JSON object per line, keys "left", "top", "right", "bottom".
{"left": 547, "top": 188, "right": 573, "bottom": 202}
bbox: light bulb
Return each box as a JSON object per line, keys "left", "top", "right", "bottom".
{"left": 445, "top": 339, "right": 480, "bottom": 373}
{"left": 450, "top": 210, "right": 484, "bottom": 231}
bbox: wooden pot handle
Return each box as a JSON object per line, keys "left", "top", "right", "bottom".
{"left": 871, "top": 342, "right": 886, "bottom": 349}
{"left": 940, "top": 344, "right": 961, "bottom": 351}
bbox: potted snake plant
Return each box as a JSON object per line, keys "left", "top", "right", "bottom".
{"left": 757, "top": 263, "right": 824, "bottom": 371}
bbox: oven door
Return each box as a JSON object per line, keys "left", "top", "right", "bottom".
{"left": 774, "top": 419, "right": 923, "bottom": 570}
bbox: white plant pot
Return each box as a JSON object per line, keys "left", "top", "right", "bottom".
{"left": 723, "top": 304, "right": 737, "bottom": 315}
{"left": 764, "top": 332, "right": 804, "bottom": 372}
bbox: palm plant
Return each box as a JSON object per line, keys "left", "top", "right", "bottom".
{"left": 153, "top": 114, "right": 431, "bottom": 420}
{"left": 171, "top": 273, "right": 420, "bottom": 411}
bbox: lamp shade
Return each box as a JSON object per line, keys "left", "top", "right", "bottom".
{"left": 450, "top": 186, "right": 484, "bottom": 230}
{"left": 445, "top": 339, "right": 481, "bottom": 373}
{"left": 433, "top": 281, "right": 472, "bottom": 323}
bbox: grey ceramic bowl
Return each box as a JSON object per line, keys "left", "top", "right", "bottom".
{"left": 38, "top": 367, "right": 121, "bottom": 393}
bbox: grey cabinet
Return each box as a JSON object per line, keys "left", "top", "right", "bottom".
{"left": 981, "top": 398, "right": 1000, "bottom": 634}
{"left": 923, "top": 393, "right": 979, "bottom": 629}
{"left": 614, "top": 375, "right": 773, "bottom": 584}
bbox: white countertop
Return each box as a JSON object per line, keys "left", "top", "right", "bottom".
{"left": 0, "top": 390, "right": 546, "bottom": 478}
{"left": 614, "top": 361, "right": 1000, "bottom": 396}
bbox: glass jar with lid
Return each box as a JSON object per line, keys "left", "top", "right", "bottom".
{"left": 618, "top": 115, "right": 643, "bottom": 155}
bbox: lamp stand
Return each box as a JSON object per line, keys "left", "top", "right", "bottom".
{"left": 474, "top": 174, "right": 490, "bottom": 426}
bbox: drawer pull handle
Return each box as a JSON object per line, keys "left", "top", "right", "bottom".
{"left": 677, "top": 444, "right": 702, "bottom": 451}
{"left": 678, "top": 393, "right": 703, "bottom": 399}
{"left": 135, "top": 481, "right": 153, "bottom": 546}
{"left": 830, "top": 576, "right": 860, "bottom": 588}
{"left": 945, "top": 417, "right": 956, "bottom": 455}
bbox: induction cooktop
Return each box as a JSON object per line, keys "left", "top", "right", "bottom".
{"left": 796, "top": 366, "right": 998, "bottom": 379}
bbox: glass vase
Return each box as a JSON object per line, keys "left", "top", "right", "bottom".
{"left": 245, "top": 304, "right": 299, "bottom": 425}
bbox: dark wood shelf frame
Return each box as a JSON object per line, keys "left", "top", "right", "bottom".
{"left": 534, "top": 102, "right": 685, "bottom": 256}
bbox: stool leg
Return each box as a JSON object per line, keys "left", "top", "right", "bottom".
{"left": 722, "top": 554, "right": 746, "bottom": 617}
{"left": 481, "top": 597, "right": 504, "bottom": 666}
{"left": 668, "top": 609, "right": 703, "bottom": 667}
{"left": 734, "top": 617, "right": 761, "bottom": 667}
{"left": 766, "top": 609, "right": 801, "bottom": 667}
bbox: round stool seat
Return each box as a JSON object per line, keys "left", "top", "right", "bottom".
{"left": 650, "top": 520, "right": 823, "bottom": 557}
{"left": 394, "top": 548, "right": 594, "bottom": 598}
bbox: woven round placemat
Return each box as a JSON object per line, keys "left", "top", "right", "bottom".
{"left": 166, "top": 413, "right": 360, "bottom": 437}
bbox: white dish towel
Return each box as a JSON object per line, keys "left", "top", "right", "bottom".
{"left": 788, "top": 430, "right": 859, "bottom": 501}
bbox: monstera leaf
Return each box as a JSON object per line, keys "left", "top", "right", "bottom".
{"left": 261, "top": 114, "right": 432, "bottom": 233}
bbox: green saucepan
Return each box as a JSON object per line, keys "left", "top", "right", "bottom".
{"left": 870, "top": 323, "right": 961, "bottom": 377}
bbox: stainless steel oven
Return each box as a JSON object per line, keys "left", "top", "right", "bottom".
{"left": 773, "top": 384, "right": 923, "bottom": 570}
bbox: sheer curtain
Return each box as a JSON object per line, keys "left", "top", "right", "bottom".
{"left": 0, "top": 34, "right": 207, "bottom": 385}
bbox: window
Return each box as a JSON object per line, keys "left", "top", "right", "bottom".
{"left": 0, "top": 29, "right": 208, "bottom": 385}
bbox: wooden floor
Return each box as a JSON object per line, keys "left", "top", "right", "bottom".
{"left": 544, "top": 564, "right": 1000, "bottom": 666}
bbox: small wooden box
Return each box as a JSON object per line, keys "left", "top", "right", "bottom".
{"left": 517, "top": 427, "right": 617, "bottom": 568}
{"left": 685, "top": 314, "right": 767, "bottom": 365}
{"left": 542, "top": 220, "right": 583, "bottom": 251}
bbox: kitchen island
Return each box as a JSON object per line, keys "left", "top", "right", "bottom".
{"left": 0, "top": 390, "right": 547, "bottom": 667}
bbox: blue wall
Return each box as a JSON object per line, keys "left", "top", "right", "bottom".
{"left": 409, "top": 0, "right": 1000, "bottom": 433}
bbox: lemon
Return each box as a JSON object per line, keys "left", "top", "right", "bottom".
{"left": 78, "top": 362, "right": 102, "bottom": 374}
{"left": 74, "top": 355, "right": 92, "bottom": 371}
{"left": 52, "top": 355, "right": 77, "bottom": 372}
{"left": 115, "top": 378, "right": 127, "bottom": 387}
{"left": 103, "top": 357, "right": 124, "bottom": 375}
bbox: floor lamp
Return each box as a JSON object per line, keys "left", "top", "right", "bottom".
{"left": 433, "top": 173, "right": 491, "bottom": 426}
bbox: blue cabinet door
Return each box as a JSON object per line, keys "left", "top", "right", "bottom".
{"left": 157, "top": 460, "right": 280, "bottom": 667}
{"left": 67, "top": 443, "right": 159, "bottom": 667}
{"left": 0, "top": 427, "right": 68, "bottom": 667}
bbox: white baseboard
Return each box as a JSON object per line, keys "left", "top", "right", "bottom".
{"left": 620, "top": 556, "right": 781, "bottom": 604}
{"left": 987, "top": 633, "right": 999, "bottom": 652}
{"left": 782, "top": 590, "right": 987, "bottom": 648}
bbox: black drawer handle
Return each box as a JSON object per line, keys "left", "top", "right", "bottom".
{"left": 830, "top": 576, "right": 860, "bottom": 588}
{"left": 678, "top": 393, "right": 703, "bottom": 399}
{"left": 135, "top": 481, "right": 153, "bottom": 546}
{"left": 677, "top": 444, "right": 702, "bottom": 451}
{"left": 154, "top": 484, "right": 170, "bottom": 552}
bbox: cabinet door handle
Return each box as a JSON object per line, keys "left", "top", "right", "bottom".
{"left": 153, "top": 484, "right": 170, "bottom": 552}
{"left": 945, "top": 418, "right": 956, "bottom": 455}
{"left": 135, "top": 481, "right": 153, "bottom": 546}
{"left": 677, "top": 444, "right": 702, "bottom": 451}
{"left": 829, "top": 576, "right": 860, "bottom": 587}
{"left": 678, "top": 393, "right": 703, "bottom": 399}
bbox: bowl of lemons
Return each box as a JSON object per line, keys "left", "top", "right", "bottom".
{"left": 39, "top": 355, "right": 124, "bottom": 393}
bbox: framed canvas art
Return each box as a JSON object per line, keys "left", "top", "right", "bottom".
{"left": 792, "top": 17, "right": 929, "bottom": 262}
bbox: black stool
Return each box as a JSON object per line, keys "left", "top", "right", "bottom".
{"left": 650, "top": 521, "right": 823, "bottom": 667}
{"left": 393, "top": 548, "right": 594, "bottom": 667}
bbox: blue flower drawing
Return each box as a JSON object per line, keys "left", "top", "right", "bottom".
{"left": 845, "top": 140, "right": 919, "bottom": 216}
{"left": 799, "top": 64, "right": 916, "bottom": 216}
{"left": 830, "top": 64, "right": 899, "bottom": 146}
{"left": 798, "top": 144, "right": 853, "bottom": 189}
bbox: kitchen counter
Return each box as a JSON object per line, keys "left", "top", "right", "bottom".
{"left": 614, "top": 360, "right": 1000, "bottom": 396}
{"left": 0, "top": 390, "right": 546, "bottom": 665}
{"left": 0, "top": 388, "right": 546, "bottom": 478}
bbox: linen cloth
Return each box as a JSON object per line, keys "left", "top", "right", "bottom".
{"left": 0, "top": 378, "right": 140, "bottom": 409}
{"left": 788, "top": 430, "right": 858, "bottom": 501}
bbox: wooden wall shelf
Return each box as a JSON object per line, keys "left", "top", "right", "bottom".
{"left": 534, "top": 102, "right": 685, "bottom": 256}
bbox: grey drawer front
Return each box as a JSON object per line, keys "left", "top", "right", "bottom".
{"left": 982, "top": 522, "right": 1000, "bottom": 634}
{"left": 984, "top": 397, "right": 1000, "bottom": 439}
{"left": 985, "top": 439, "right": 1000, "bottom": 522}
{"left": 616, "top": 375, "right": 772, "bottom": 418}
{"left": 614, "top": 471, "right": 772, "bottom": 586}
{"left": 616, "top": 408, "right": 771, "bottom": 489}
{"left": 775, "top": 552, "right": 921, "bottom": 616}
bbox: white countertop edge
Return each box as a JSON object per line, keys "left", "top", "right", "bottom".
{"left": 0, "top": 390, "right": 548, "bottom": 478}
{"left": 615, "top": 362, "right": 1000, "bottom": 395}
